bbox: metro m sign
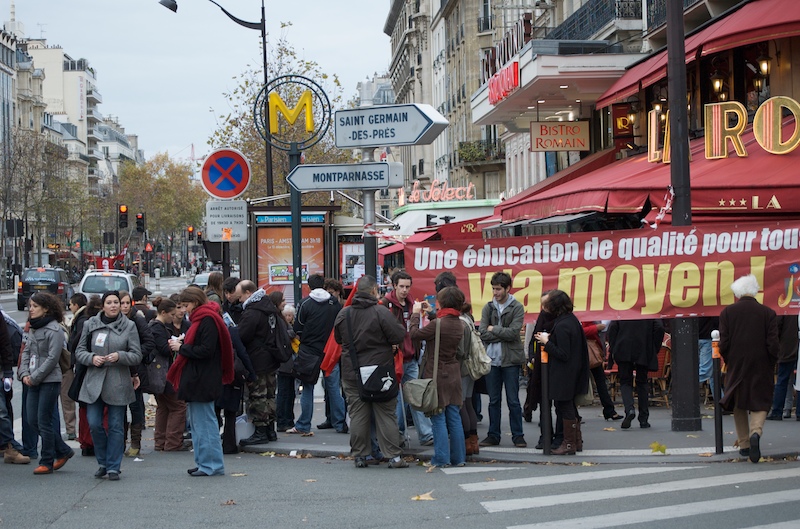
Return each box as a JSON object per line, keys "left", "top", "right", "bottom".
{"left": 488, "top": 61, "right": 519, "bottom": 105}
{"left": 269, "top": 91, "right": 314, "bottom": 134}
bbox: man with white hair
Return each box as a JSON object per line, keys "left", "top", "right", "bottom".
{"left": 719, "top": 274, "right": 779, "bottom": 463}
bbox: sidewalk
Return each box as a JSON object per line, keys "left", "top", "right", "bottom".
{"left": 239, "top": 392, "right": 800, "bottom": 465}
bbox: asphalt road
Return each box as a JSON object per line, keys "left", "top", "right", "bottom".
{"left": 1, "top": 452, "right": 799, "bottom": 529}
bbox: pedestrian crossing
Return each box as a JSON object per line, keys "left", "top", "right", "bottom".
{"left": 441, "top": 464, "right": 800, "bottom": 528}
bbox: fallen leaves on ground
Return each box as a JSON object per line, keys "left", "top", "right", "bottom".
{"left": 603, "top": 427, "right": 616, "bottom": 432}
{"left": 259, "top": 451, "right": 276, "bottom": 457}
{"left": 649, "top": 441, "right": 667, "bottom": 454}
{"left": 686, "top": 434, "right": 699, "bottom": 438}
{"left": 581, "top": 461, "right": 596, "bottom": 466}
{"left": 221, "top": 500, "right": 236, "bottom": 506}
{"left": 698, "top": 452, "right": 714, "bottom": 457}
{"left": 411, "top": 490, "right": 435, "bottom": 501}
{"left": 485, "top": 477, "right": 496, "bottom": 481}
{"left": 230, "top": 472, "right": 247, "bottom": 477}
{"left": 304, "top": 479, "right": 317, "bottom": 483}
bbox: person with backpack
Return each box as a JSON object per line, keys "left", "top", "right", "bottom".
{"left": 237, "top": 280, "right": 283, "bottom": 446}
{"left": 18, "top": 292, "right": 75, "bottom": 474}
{"left": 289, "top": 274, "right": 345, "bottom": 435}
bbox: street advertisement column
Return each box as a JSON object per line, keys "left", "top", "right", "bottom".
{"left": 256, "top": 226, "right": 324, "bottom": 304}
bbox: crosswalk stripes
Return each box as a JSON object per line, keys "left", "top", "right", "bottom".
{"left": 448, "top": 465, "right": 800, "bottom": 529}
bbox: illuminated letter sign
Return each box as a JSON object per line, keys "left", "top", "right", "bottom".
{"left": 269, "top": 90, "right": 315, "bottom": 134}
{"left": 488, "top": 62, "right": 520, "bottom": 105}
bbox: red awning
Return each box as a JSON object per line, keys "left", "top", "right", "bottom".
{"left": 378, "top": 243, "right": 405, "bottom": 255}
{"left": 404, "top": 230, "right": 439, "bottom": 243}
{"left": 505, "top": 118, "right": 800, "bottom": 222}
{"left": 596, "top": 0, "right": 800, "bottom": 109}
{"left": 434, "top": 216, "right": 488, "bottom": 240}
{"left": 497, "top": 148, "right": 619, "bottom": 221}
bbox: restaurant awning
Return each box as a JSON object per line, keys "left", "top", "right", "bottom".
{"left": 378, "top": 243, "right": 405, "bottom": 256}
{"left": 504, "top": 117, "right": 800, "bottom": 222}
{"left": 596, "top": 0, "right": 800, "bottom": 109}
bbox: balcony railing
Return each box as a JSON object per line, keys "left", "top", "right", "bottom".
{"left": 647, "top": 0, "right": 702, "bottom": 30}
{"left": 549, "top": 0, "right": 642, "bottom": 41}
{"left": 458, "top": 140, "right": 505, "bottom": 163}
{"left": 477, "top": 16, "right": 494, "bottom": 33}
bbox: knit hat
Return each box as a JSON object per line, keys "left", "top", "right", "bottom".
{"left": 102, "top": 290, "right": 121, "bottom": 304}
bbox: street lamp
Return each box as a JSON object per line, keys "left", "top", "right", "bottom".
{"left": 159, "top": 0, "right": 275, "bottom": 196}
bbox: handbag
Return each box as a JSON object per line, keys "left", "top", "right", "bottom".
{"left": 575, "top": 373, "right": 594, "bottom": 407}
{"left": 461, "top": 317, "right": 491, "bottom": 380}
{"left": 346, "top": 309, "right": 398, "bottom": 402}
{"left": 142, "top": 355, "right": 168, "bottom": 394}
{"left": 586, "top": 338, "right": 605, "bottom": 369}
{"left": 292, "top": 349, "right": 324, "bottom": 386}
{"left": 67, "top": 363, "right": 87, "bottom": 401}
{"left": 402, "top": 319, "right": 441, "bottom": 416}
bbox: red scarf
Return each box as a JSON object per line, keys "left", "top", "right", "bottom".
{"left": 320, "top": 282, "right": 359, "bottom": 377}
{"left": 437, "top": 308, "right": 461, "bottom": 319}
{"left": 166, "top": 301, "right": 234, "bottom": 390}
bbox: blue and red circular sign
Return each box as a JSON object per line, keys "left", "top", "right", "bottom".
{"left": 201, "top": 148, "right": 251, "bottom": 199}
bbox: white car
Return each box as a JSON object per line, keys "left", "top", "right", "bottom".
{"left": 77, "top": 270, "right": 141, "bottom": 297}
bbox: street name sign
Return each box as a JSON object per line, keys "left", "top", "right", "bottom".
{"left": 287, "top": 162, "right": 403, "bottom": 192}
{"left": 206, "top": 200, "right": 248, "bottom": 242}
{"left": 334, "top": 104, "right": 448, "bottom": 149}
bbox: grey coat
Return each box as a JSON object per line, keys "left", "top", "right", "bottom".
{"left": 75, "top": 314, "right": 142, "bottom": 406}
{"left": 18, "top": 320, "right": 65, "bottom": 386}
{"left": 479, "top": 297, "right": 526, "bottom": 367}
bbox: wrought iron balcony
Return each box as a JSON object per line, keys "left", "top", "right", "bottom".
{"left": 647, "top": 0, "right": 703, "bottom": 30}
{"left": 549, "top": 0, "right": 642, "bottom": 41}
{"left": 477, "top": 16, "right": 494, "bottom": 33}
{"left": 458, "top": 140, "right": 505, "bottom": 173}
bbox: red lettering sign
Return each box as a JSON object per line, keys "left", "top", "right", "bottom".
{"left": 488, "top": 62, "right": 520, "bottom": 105}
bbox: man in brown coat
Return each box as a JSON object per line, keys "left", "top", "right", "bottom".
{"left": 719, "top": 274, "right": 779, "bottom": 463}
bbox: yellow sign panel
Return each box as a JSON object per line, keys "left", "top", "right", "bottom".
{"left": 269, "top": 91, "right": 314, "bottom": 134}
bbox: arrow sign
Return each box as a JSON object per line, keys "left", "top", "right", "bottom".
{"left": 287, "top": 162, "right": 403, "bottom": 192}
{"left": 334, "top": 104, "right": 448, "bottom": 149}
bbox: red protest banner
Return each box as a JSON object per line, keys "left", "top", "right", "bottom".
{"left": 405, "top": 220, "right": 800, "bottom": 322}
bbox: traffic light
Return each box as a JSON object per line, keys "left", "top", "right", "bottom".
{"left": 118, "top": 205, "right": 128, "bottom": 228}
{"left": 188, "top": 226, "right": 195, "bottom": 240}
{"left": 197, "top": 231, "right": 203, "bottom": 244}
{"left": 136, "top": 213, "right": 145, "bottom": 233}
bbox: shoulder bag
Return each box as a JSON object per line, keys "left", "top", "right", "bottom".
{"left": 586, "top": 338, "right": 605, "bottom": 369}
{"left": 346, "top": 309, "right": 398, "bottom": 402}
{"left": 403, "top": 319, "right": 441, "bottom": 416}
{"left": 461, "top": 317, "right": 491, "bottom": 380}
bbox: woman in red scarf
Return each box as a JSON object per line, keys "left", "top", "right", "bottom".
{"left": 167, "top": 287, "right": 233, "bottom": 477}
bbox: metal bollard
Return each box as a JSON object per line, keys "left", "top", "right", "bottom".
{"left": 541, "top": 347, "right": 551, "bottom": 455}
{"left": 711, "top": 330, "right": 723, "bottom": 454}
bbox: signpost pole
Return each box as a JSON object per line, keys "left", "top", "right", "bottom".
{"left": 361, "top": 148, "right": 378, "bottom": 283}
{"left": 289, "top": 143, "right": 303, "bottom": 305}
{"left": 222, "top": 242, "right": 230, "bottom": 278}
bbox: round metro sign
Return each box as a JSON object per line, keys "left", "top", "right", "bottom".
{"left": 201, "top": 148, "right": 252, "bottom": 199}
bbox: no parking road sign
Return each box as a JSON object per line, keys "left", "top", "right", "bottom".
{"left": 201, "top": 148, "right": 252, "bottom": 199}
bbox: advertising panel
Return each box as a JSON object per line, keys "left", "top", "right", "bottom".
{"left": 405, "top": 220, "right": 800, "bottom": 322}
{"left": 256, "top": 226, "right": 324, "bottom": 304}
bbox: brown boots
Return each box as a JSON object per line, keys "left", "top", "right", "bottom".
{"left": 551, "top": 419, "right": 578, "bottom": 455}
{"left": 4, "top": 444, "right": 31, "bottom": 464}
{"left": 465, "top": 432, "right": 480, "bottom": 455}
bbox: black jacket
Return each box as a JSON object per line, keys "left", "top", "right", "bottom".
{"left": 294, "top": 290, "right": 341, "bottom": 356}
{"left": 607, "top": 319, "right": 665, "bottom": 371}
{"left": 128, "top": 311, "right": 156, "bottom": 379}
{"left": 223, "top": 300, "right": 244, "bottom": 324}
{"left": 177, "top": 316, "right": 223, "bottom": 402}
{"left": 238, "top": 290, "right": 282, "bottom": 374}
{"left": 149, "top": 318, "right": 177, "bottom": 394}
{"left": 544, "top": 312, "right": 590, "bottom": 402}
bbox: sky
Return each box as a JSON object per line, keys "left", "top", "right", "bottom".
{"left": 9, "top": 0, "right": 391, "bottom": 165}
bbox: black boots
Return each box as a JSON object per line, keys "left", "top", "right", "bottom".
{"left": 239, "top": 425, "right": 270, "bottom": 446}
{"left": 266, "top": 423, "right": 278, "bottom": 442}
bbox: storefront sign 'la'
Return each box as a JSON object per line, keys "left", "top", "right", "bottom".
{"left": 648, "top": 96, "right": 800, "bottom": 162}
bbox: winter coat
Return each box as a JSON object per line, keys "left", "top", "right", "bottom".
{"left": 68, "top": 306, "right": 88, "bottom": 357}
{"left": 776, "top": 315, "right": 799, "bottom": 364}
{"left": 719, "top": 296, "right": 779, "bottom": 412}
{"left": 479, "top": 297, "right": 525, "bottom": 367}
{"left": 149, "top": 318, "right": 177, "bottom": 395}
{"left": 18, "top": 319, "right": 65, "bottom": 386}
{"left": 543, "top": 313, "right": 589, "bottom": 402}
{"left": 1, "top": 313, "right": 13, "bottom": 377}
{"left": 410, "top": 313, "right": 463, "bottom": 408}
{"left": 294, "top": 289, "right": 341, "bottom": 355}
{"left": 128, "top": 310, "right": 156, "bottom": 378}
{"left": 526, "top": 310, "right": 557, "bottom": 409}
{"left": 607, "top": 319, "right": 665, "bottom": 371}
{"left": 75, "top": 314, "right": 142, "bottom": 406}
{"left": 238, "top": 289, "right": 282, "bottom": 374}
{"left": 381, "top": 290, "right": 421, "bottom": 362}
{"left": 334, "top": 292, "right": 406, "bottom": 386}
{"left": 176, "top": 316, "right": 223, "bottom": 403}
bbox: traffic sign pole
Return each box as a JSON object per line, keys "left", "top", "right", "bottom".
{"left": 289, "top": 143, "right": 303, "bottom": 305}
{"left": 362, "top": 148, "right": 378, "bottom": 287}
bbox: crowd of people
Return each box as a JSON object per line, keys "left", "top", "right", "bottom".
{"left": 1, "top": 268, "right": 797, "bottom": 479}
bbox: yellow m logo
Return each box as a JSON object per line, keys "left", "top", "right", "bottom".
{"left": 269, "top": 91, "right": 314, "bottom": 133}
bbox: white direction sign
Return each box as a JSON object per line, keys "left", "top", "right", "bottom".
{"left": 205, "top": 200, "right": 248, "bottom": 242}
{"left": 287, "top": 162, "right": 403, "bottom": 192}
{"left": 334, "top": 104, "right": 448, "bottom": 149}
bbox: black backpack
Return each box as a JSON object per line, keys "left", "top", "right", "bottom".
{"left": 268, "top": 313, "right": 293, "bottom": 364}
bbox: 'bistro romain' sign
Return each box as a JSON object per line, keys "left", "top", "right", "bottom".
{"left": 529, "top": 121, "right": 590, "bottom": 152}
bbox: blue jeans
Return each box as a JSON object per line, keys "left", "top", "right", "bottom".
{"left": 771, "top": 361, "right": 795, "bottom": 417}
{"left": 430, "top": 404, "right": 465, "bottom": 467}
{"left": 486, "top": 365, "right": 524, "bottom": 440}
{"left": 186, "top": 401, "right": 224, "bottom": 475}
{"left": 21, "top": 385, "right": 39, "bottom": 458}
{"left": 698, "top": 339, "right": 716, "bottom": 395}
{"left": 397, "top": 359, "right": 433, "bottom": 443}
{"left": 87, "top": 400, "right": 126, "bottom": 474}
{"left": 296, "top": 364, "right": 346, "bottom": 433}
{"left": 27, "top": 382, "right": 72, "bottom": 468}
